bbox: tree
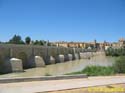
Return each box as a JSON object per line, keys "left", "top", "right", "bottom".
{"left": 8, "top": 35, "right": 24, "bottom": 44}
{"left": 25, "top": 36, "right": 31, "bottom": 44}
{"left": 33, "top": 40, "right": 46, "bottom": 45}
{"left": 33, "top": 40, "right": 39, "bottom": 45}
{"left": 47, "top": 42, "right": 51, "bottom": 46}
{"left": 39, "top": 40, "right": 44, "bottom": 45}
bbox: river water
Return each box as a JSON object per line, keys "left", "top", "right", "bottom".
{"left": 0, "top": 54, "right": 115, "bottom": 78}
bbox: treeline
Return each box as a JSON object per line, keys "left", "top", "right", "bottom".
{"left": 105, "top": 47, "right": 125, "bottom": 56}
{"left": 0, "top": 35, "right": 53, "bottom": 46}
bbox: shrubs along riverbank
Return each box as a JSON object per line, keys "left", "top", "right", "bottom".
{"left": 66, "top": 56, "right": 125, "bottom": 76}
{"left": 66, "top": 66, "right": 115, "bottom": 76}
{"left": 105, "top": 48, "right": 125, "bottom": 57}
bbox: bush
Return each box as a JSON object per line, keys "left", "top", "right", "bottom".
{"left": 113, "top": 56, "right": 125, "bottom": 73}
{"left": 105, "top": 48, "right": 125, "bottom": 57}
{"left": 25, "top": 36, "right": 31, "bottom": 44}
{"left": 82, "top": 66, "right": 115, "bottom": 76}
{"left": 8, "top": 35, "right": 25, "bottom": 44}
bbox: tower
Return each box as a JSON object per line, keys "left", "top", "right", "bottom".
{"left": 94, "top": 39, "right": 97, "bottom": 48}
{"left": 119, "top": 38, "right": 125, "bottom": 47}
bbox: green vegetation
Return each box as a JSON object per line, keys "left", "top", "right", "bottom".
{"left": 25, "top": 36, "right": 31, "bottom": 44}
{"left": 33, "top": 40, "right": 46, "bottom": 45}
{"left": 67, "top": 56, "right": 125, "bottom": 76}
{"left": 66, "top": 66, "right": 115, "bottom": 76}
{"left": 82, "top": 66, "right": 115, "bottom": 76}
{"left": 105, "top": 47, "right": 125, "bottom": 57}
{"left": 113, "top": 56, "right": 125, "bottom": 73}
{"left": 8, "top": 35, "right": 25, "bottom": 44}
{"left": 0, "top": 34, "right": 53, "bottom": 46}
{"left": 105, "top": 47, "right": 125, "bottom": 74}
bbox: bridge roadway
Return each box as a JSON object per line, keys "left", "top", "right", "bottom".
{"left": 0, "top": 76, "right": 125, "bottom": 93}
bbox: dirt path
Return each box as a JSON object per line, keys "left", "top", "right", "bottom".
{"left": 0, "top": 76, "right": 125, "bottom": 93}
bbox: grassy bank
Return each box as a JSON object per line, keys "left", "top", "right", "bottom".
{"left": 66, "top": 66, "right": 116, "bottom": 76}
{"left": 66, "top": 56, "right": 125, "bottom": 76}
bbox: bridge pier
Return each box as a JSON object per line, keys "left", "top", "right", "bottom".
{"left": 10, "top": 58, "right": 23, "bottom": 72}
{"left": 35, "top": 56, "right": 45, "bottom": 67}
{"left": 65, "top": 54, "right": 73, "bottom": 61}
{"left": 56, "top": 54, "right": 65, "bottom": 63}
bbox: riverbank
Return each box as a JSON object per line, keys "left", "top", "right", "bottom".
{"left": 0, "top": 54, "right": 115, "bottom": 78}
{"left": 66, "top": 66, "right": 116, "bottom": 76}
{"left": 66, "top": 56, "right": 125, "bottom": 76}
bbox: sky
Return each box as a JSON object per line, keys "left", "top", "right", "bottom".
{"left": 0, "top": 0, "right": 125, "bottom": 42}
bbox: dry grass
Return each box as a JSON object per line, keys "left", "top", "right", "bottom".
{"left": 40, "top": 84, "right": 125, "bottom": 93}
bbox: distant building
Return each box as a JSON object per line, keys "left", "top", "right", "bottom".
{"left": 52, "top": 38, "right": 125, "bottom": 50}
{"left": 118, "top": 38, "right": 125, "bottom": 47}
{"left": 112, "top": 38, "right": 125, "bottom": 48}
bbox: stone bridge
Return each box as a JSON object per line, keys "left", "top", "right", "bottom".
{"left": 0, "top": 44, "right": 101, "bottom": 74}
